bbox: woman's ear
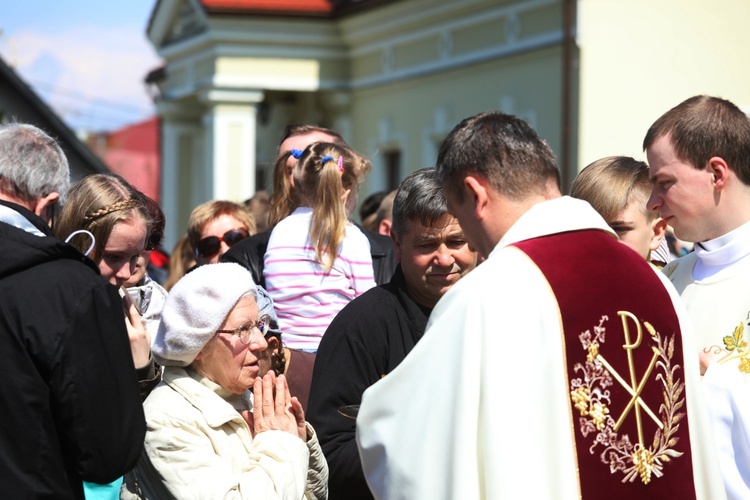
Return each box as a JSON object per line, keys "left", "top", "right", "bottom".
{"left": 266, "top": 336, "right": 280, "bottom": 351}
{"left": 649, "top": 217, "right": 668, "bottom": 251}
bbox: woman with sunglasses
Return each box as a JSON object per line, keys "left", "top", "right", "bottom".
{"left": 188, "top": 200, "right": 255, "bottom": 266}
{"left": 121, "top": 263, "right": 328, "bottom": 499}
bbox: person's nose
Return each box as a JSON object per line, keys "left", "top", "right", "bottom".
{"left": 218, "top": 241, "right": 231, "bottom": 258}
{"left": 647, "top": 189, "right": 662, "bottom": 213}
{"left": 434, "top": 244, "right": 455, "bottom": 268}
{"left": 115, "top": 262, "right": 133, "bottom": 284}
{"left": 250, "top": 333, "right": 268, "bottom": 351}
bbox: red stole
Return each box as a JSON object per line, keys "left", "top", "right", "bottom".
{"left": 513, "top": 229, "right": 696, "bottom": 499}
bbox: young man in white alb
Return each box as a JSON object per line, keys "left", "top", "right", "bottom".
{"left": 646, "top": 95, "right": 750, "bottom": 500}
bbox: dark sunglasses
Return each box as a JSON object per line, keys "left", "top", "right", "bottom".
{"left": 195, "top": 228, "right": 249, "bottom": 258}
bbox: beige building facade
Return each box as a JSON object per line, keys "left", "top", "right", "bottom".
{"left": 147, "top": 0, "right": 750, "bottom": 249}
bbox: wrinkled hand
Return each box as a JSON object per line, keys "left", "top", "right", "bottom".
{"left": 290, "top": 396, "right": 306, "bottom": 441}
{"left": 122, "top": 291, "right": 151, "bottom": 369}
{"left": 243, "top": 372, "right": 306, "bottom": 441}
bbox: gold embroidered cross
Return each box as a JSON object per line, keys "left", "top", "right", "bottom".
{"left": 595, "top": 311, "right": 662, "bottom": 447}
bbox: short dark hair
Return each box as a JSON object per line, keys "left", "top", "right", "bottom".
{"left": 436, "top": 111, "right": 560, "bottom": 200}
{"left": 391, "top": 168, "right": 448, "bottom": 239}
{"left": 359, "top": 190, "right": 388, "bottom": 223}
{"left": 643, "top": 95, "right": 750, "bottom": 185}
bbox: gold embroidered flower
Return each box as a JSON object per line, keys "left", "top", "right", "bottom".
{"left": 633, "top": 446, "right": 654, "bottom": 484}
{"left": 571, "top": 387, "right": 590, "bottom": 415}
{"left": 587, "top": 341, "right": 599, "bottom": 362}
{"left": 739, "top": 356, "right": 750, "bottom": 374}
{"left": 723, "top": 323, "right": 747, "bottom": 352}
{"left": 589, "top": 402, "right": 609, "bottom": 430}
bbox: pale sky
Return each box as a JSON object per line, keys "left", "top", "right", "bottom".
{"left": 0, "top": 1, "right": 162, "bottom": 132}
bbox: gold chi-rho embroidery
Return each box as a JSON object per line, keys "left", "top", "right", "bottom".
{"left": 570, "top": 311, "right": 685, "bottom": 484}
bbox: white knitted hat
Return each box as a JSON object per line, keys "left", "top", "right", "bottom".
{"left": 153, "top": 262, "right": 257, "bottom": 367}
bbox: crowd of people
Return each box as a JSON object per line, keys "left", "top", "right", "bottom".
{"left": 1, "top": 94, "right": 748, "bottom": 499}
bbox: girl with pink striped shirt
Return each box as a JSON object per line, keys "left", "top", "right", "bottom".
{"left": 264, "top": 142, "right": 376, "bottom": 351}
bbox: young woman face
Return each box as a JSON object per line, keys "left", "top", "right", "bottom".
{"left": 97, "top": 216, "right": 147, "bottom": 287}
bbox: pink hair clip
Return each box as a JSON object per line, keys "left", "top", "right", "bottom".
{"left": 337, "top": 155, "right": 344, "bottom": 174}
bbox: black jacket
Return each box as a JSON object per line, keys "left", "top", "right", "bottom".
{"left": 222, "top": 224, "right": 397, "bottom": 287}
{"left": 0, "top": 202, "right": 146, "bottom": 499}
{"left": 306, "top": 265, "right": 431, "bottom": 499}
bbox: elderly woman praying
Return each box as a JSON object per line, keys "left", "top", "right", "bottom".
{"left": 121, "top": 263, "right": 328, "bottom": 499}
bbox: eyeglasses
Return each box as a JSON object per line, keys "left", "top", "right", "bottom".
{"left": 216, "top": 314, "right": 271, "bottom": 345}
{"left": 195, "top": 228, "right": 249, "bottom": 258}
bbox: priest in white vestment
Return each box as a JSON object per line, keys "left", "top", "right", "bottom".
{"left": 356, "top": 111, "right": 725, "bottom": 500}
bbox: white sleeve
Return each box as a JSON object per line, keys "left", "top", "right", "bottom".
{"left": 653, "top": 268, "right": 728, "bottom": 500}
{"left": 702, "top": 363, "right": 750, "bottom": 500}
{"left": 356, "top": 249, "right": 580, "bottom": 499}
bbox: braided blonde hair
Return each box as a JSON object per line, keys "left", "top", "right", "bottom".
{"left": 83, "top": 198, "right": 141, "bottom": 224}
{"left": 56, "top": 174, "right": 152, "bottom": 261}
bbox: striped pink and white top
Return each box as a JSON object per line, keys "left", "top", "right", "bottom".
{"left": 264, "top": 207, "right": 376, "bottom": 350}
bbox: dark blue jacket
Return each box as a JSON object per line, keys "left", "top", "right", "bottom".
{"left": 0, "top": 202, "right": 145, "bottom": 499}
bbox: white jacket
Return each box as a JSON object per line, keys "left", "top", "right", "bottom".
{"left": 121, "top": 367, "right": 328, "bottom": 499}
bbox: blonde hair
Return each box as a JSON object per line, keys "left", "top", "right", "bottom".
{"left": 268, "top": 124, "right": 347, "bottom": 228}
{"left": 187, "top": 200, "right": 256, "bottom": 252}
{"left": 268, "top": 153, "right": 299, "bottom": 228}
{"left": 570, "top": 156, "right": 655, "bottom": 223}
{"left": 293, "top": 142, "right": 372, "bottom": 270}
{"left": 55, "top": 173, "right": 152, "bottom": 261}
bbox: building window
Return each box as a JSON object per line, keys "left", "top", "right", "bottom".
{"left": 255, "top": 168, "right": 266, "bottom": 194}
{"left": 384, "top": 149, "right": 401, "bottom": 190}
